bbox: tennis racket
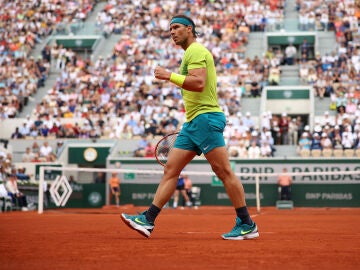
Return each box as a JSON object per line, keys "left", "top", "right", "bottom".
{"left": 155, "top": 132, "right": 179, "bottom": 166}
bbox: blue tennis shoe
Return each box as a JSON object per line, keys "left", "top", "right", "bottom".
{"left": 121, "top": 212, "right": 154, "bottom": 238}
{"left": 222, "top": 217, "right": 259, "bottom": 240}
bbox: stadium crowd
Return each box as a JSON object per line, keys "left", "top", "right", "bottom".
{"left": 1, "top": 0, "right": 360, "bottom": 160}
{"left": 0, "top": 0, "right": 96, "bottom": 118}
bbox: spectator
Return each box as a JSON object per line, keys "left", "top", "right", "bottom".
{"left": 5, "top": 173, "right": 29, "bottom": 211}
{"left": 22, "top": 147, "right": 35, "bottom": 162}
{"left": 260, "top": 141, "right": 273, "bottom": 157}
{"left": 311, "top": 133, "right": 322, "bottom": 150}
{"left": 268, "top": 65, "right": 281, "bottom": 85}
{"left": 11, "top": 127, "right": 23, "bottom": 139}
{"left": 94, "top": 172, "right": 105, "bottom": 184}
{"left": 332, "top": 126, "right": 344, "bottom": 149}
{"left": 134, "top": 135, "right": 148, "bottom": 157}
{"left": 248, "top": 140, "right": 261, "bottom": 159}
{"left": 15, "top": 168, "right": 31, "bottom": 181}
{"left": 144, "top": 141, "right": 156, "bottom": 158}
{"left": 320, "top": 133, "right": 333, "bottom": 150}
{"left": 39, "top": 141, "right": 53, "bottom": 159}
{"left": 297, "top": 132, "right": 312, "bottom": 154}
{"left": 19, "top": 121, "right": 30, "bottom": 137}
{"left": 342, "top": 132, "right": 354, "bottom": 150}
{"left": 277, "top": 168, "right": 292, "bottom": 201}
{"left": 0, "top": 166, "right": 7, "bottom": 182}
{"left": 39, "top": 124, "right": 50, "bottom": 137}
{"left": 243, "top": 112, "right": 255, "bottom": 131}
{"left": 288, "top": 118, "right": 299, "bottom": 145}
{"left": 300, "top": 38, "right": 311, "bottom": 61}
{"left": 31, "top": 153, "right": 42, "bottom": 163}
{"left": 55, "top": 141, "right": 65, "bottom": 156}
{"left": 31, "top": 141, "right": 40, "bottom": 155}
{"left": 109, "top": 172, "right": 121, "bottom": 207}
{"left": 285, "top": 43, "right": 297, "bottom": 65}
{"left": 250, "top": 80, "right": 261, "bottom": 97}
{"left": 172, "top": 173, "right": 192, "bottom": 209}
{"left": 279, "top": 113, "right": 289, "bottom": 145}
{"left": 29, "top": 126, "right": 40, "bottom": 138}
{"left": 182, "top": 173, "right": 196, "bottom": 208}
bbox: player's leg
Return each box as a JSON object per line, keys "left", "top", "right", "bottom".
{"left": 152, "top": 148, "right": 196, "bottom": 208}
{"left": 121, "top": 148, "right": 196, "bottom": 237}
{"left": 205, "top": 146, "right": 259, "bottom": 240}
{"left": 205, "top": 147, "right": 246, "bottom": 208}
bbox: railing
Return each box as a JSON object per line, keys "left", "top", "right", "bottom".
{"left": 52, "top": 20, "right": 104, "bottom": 37}
{"left": 265, "top": 18, "right": 334, "bottom": 33}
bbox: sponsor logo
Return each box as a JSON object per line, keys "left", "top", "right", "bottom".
{"left": 135, "top": 217, "right": 146, "bottom": 225}
{"left": 88, "top": 192, "right": 102, "bottom": 206}
{"left": 241, "top": 229, "right": 253, "bottom": 235}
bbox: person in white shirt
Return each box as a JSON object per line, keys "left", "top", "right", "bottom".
{"left": 5, "top": 174, "right": 28, "bottom": 211}
{"left": 248, "top": 140, "right": 261, "bottom": 159}
{"left": 243, "top": 112, "right": 255, "bottom": 131}
{"left": 22, "top": 147, "right": 35, "bottom": 162}
{"left": 19, "top": 122, "right": 30, "bottom": 137}
{"left": 342, "top": 132, "right": 354, "bottom": 149}
{"left": 39, "top": 141, "right": 53, "bottom": 158}
{"left": 285, "top": 43, "right": 297, "bottom": 65}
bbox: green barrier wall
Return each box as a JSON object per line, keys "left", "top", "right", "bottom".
{"left": 119, "top": 183, "right": 360, "bottom": 207}
{"left": 20, "top": 183, "right": 106, "bottom": 209}
{"left": 21, "top": 182, "right": 359, "bottom": 209}
{"left": 54, "top": 38, "right": 98, "bottom": 49}
{"left": 267, "top": 34, "right": 315, "bottom": 45}
{"left": 68, "top": 147, "right": 111, "bottom": 165}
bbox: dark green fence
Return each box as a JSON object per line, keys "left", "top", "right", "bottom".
{"left": 21, "top": 183, "right": 360, "bottom": 209}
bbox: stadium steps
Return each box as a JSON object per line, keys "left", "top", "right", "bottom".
{"left": 245, "top": 32, "right": 266, "bottom": 59}
{"left": 279, "top": 65, "right": 301, "bottom": 86}
{"left": 273, "top": 145, "right": 298, "bottom": 158}
{"left": 314, "top": 97, "right": 333, "bottom": 116}
{"left": 240, "top": 97, "right": 261, "bottom": 117}
{"left": 317, "top": 31, "right": 337, "bottom": 55}
{"left": 92, "top": 33, "right": 120, "bottom": 60}
{"left": 284, "top": 0, "right": 298, "bottom": 20}
{"left": 17, "top": 71, "right": 60, "bottom": 118}
{"left": 82, "top": 2, "right": 106, "bottom": 24}
{"left": 73, "top": 1, "right": 106, "bottom": 35}
{"left": 283, "top": 0, "right": 298, "bottom": 32}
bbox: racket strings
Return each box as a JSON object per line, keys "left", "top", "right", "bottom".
{"left": 155, "top": 133, "right": 178, "bottom": 163}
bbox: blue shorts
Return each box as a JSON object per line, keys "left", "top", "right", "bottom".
{"left": 112, "top": 187, "right": 120, "bottom": 193}
{"left": 176, "top": 184, "right": 185, "bottom": 190}
{"left": 174, "top": 112, "right": 226, "bottom": 155}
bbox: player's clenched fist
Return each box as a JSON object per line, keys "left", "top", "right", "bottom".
{"left": 154, "top": 66, "right": 171, "bottom": 81}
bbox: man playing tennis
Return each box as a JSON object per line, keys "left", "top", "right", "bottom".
{"left": 121, "top": 15, "right": 259, "bottom": 240}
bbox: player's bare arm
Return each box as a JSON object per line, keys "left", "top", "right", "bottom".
{"left": 154, "top": 66, "right": 206, "bottom": 92}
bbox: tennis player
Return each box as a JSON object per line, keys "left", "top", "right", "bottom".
{"left": 121, "top": 14, "right": 259, "bottom": 240}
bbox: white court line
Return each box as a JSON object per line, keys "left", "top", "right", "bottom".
{"left": 176, "top": 213, "right": 272, "bottom": 235}
{"left": 177, "top": 231, "right": 275, "bottom": 234}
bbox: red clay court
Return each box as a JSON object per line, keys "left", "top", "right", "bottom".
{"left": 1, "top": 206, "right": 359, "bottom": 270}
